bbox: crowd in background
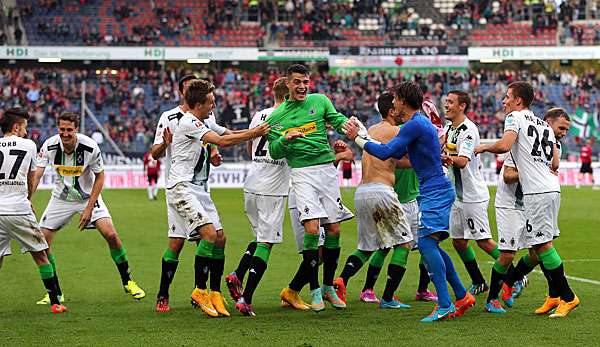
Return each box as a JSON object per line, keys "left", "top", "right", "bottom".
{"left": 1, "top": 0, "right": 598, "bottom": 46}
{"left": 0, "top": 65, "right": 597, "bottom": 161}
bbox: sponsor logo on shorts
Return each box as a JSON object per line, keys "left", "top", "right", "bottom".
{"left": 283, "top": 122, "right": 317, "bottom": 136}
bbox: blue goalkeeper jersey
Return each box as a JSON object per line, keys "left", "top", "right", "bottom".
{"left": 364, "top": 112, "right": 451, "bottom": 193}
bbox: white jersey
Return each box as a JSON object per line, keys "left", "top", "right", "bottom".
{"left": 0, "top": 136, "right": 37, "bottom": 215}
{"left": 38, "top": 134, "right": 103, "bottom": 202}
{"left": 495, "top": 153, "right": 524, "bottom": 210}
{"left": 244, "top": 107, "right": 290, "bottom": 196}
{"left": 166, "top": 112, "right": 212, "bottom": 189}
{"left": 153, "top": 107, "right": 226, "bottom": 186}
{"left": 504, "top": 110, "right": 560, "bottom": 195}
{"left": 444, "top": 118, "right": 490, "bottom": 203}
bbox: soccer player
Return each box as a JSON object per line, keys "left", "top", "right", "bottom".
{"left": 488, "top": 107, "right": 572, "bottom": 314}
{"left": 226, "top": 77, "right": 289, "bottom": 316}
{"left": 344, "top": 81, "right": 475, "bottom": 322}
{"left": 152, "top": 75, "right": 229, "bottom": 313}
{"left": 335, "top": 92, "right": 436, "bottom": 304}
{"left": 268, "top": 64, "right": 353, "bottom": 312}
{"left": 577, "top": 137, "right": 595, "bottom": 188}
{"left": 33, "top": 112, "right": 145, "bottom": 304}
{"left": 0, "top": 108, "right": 67, "bottom": 314}
{"left": 475, "top": 82, "right": 579, "bottom": 318}
{"left": 442, "top": 90, "right": 499, "bottom": 296}
{"left": 143, "top": 150, "right": 160, "bottom": 200}
{"left": 334, "top": 91, "right": 415, "bottom": 309}
{"left": 168, "top": 79, "right": 268, "bottom": 317}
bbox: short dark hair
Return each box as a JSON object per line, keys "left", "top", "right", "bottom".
{"left": 392, "top": 81, "right": 423, "bottom": 110}
{"left": 448, "top": 90, "right": 471, "bottom": 113}
{"left": 377, "top": 91, "right": 394, "bottom": 118}
{"left": 273, "top": 77, "right": 288, "bottom": 101}
{"left": 286, "top": 64, "right": 309, "bottom": 77}
{"left": 544, "top": 107, "right": 571, "bottom": 122}
{"left": 1, "top": 107, "right": 30, "bottom": 133}
{"left": 508, "top": 81, "right": 534, "bottom": 108}
{"left": 58, "top": 112, "right": 79, "bottom": 128}
{"left": 185, "top": 80, "right": 215, "bottom": 109}
{"left": 178, "top": 74, "right": 197, "bottom": 94}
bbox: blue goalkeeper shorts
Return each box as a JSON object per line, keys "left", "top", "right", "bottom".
{"left": 417, "top": 184, "right": 455, "bottom": 241}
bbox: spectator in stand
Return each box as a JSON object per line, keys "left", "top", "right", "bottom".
{"left": 577, "top": 137, "right": 596, "bottom": 189}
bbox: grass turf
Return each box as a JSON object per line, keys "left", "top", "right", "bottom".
{"left": 1, "top": 187, "right": 599, "bottom": 346}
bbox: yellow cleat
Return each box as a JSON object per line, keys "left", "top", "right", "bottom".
{"left": 280, "top": 287, "right": 310, "bottom": 310}
{"left": 36, "top": 293, "right": 65, "bottom": 305}
{"left": 123, "top": 280, "right": 146, "bottom": 300}
{"left": 549, "top": 295, "right": 580, "bottom": 318}
{"left": 210, "top": 291, "right": 230, "bottom": 317}
{"left": 534, "top": 296, "right": 560, "bottom": 314}
{"left": 191, "top": 288, "right": 219, "bottom": 318}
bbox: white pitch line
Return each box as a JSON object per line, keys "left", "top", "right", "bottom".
{"left": 532, "top": 269, "right": 600, "bottom": 285}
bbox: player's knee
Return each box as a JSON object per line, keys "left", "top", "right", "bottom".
{"left": 499, "top": 252, "right": 515, "bottom": 266}
{"left": 215, "top": 231, "right": 226, "bottom": 247}
{"left": 168, "top": 238, "right": 185, "bottom": 253}
{"left": 324, "top": 223, "right": 340, "bottom": 236}
{"left": 476, "top": 238, "right": 495, "bottom": 252}
{"left": 31, "top": 250, "right": 49, "bottom": 265}
{"left": 452, "top": 238, "right": 467, "bottom": 251}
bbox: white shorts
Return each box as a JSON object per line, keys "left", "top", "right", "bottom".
{"left": 290, "top": 164, "right": 354, "bottom": 225}
{"left": 167, "top": 182, "right": 217, "bottom": 240}
{"left": 401, "top": 199, "right": 419, "bottom": 246}
{"left": 0, "top": 213, "right": 48, "bottom": 254}
{"left": 355, "top": 183, "right": 412, "bottom": 252}
{"left": 166, "top": 182, "right": 222, "bottom": 240}
{"left": 0, "top": 230, "right": 10, "bottom": 256}
{"left": 245, "top": 192, "right": 285, "bottom": 244}
{"left": 289, "top": 205, "right": 325, "bottom": 253}
{"left": 496, "top": 207, "right": 526, "bottom": 251}
{"left": 40, "top": 195, "right": 112, "bottom": 231}
{"left": 523, "top": 192, "right": 560, "bottom": 248}
{"left": 449, "top": 200, "right": 492, "bottom": 240}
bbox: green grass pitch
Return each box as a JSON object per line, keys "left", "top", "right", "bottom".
{"left": 1, "top": 187, "right": 599, "bottom": 346}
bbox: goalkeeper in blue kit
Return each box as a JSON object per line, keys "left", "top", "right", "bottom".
{"left": 344, "top": 81, "right": 475, "bottom": 322}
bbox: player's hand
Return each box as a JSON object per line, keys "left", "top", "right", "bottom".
{"left": 336, "top": 149, "right": 354, "bottom": 162}
{"left": 550, "top": 169, "right": 559, "bottom": 176}
{"left": 474, "top": 144, "right": 486, "bottom": 155}
{"left": 333, "top": 140, "right": 348, "bottom": 153}
{"left": 79, "top": 205, "right": 93, "bottom": 230}
{"left": 441, "top": 155, "right": 453, "bottom": 167}
{"left": 343, "top": 121, "right": 359, "bottom": 140}
{"left": 284, "top": 131, "right": 304, "bottom": 142}
{"left": 210, "top": 152, "right": 223, "bottom": 167}
{"left": 253, "top": 123, "right": 270, "bottom": 137}
{"left": 162, "top": 127, "right": 173, "bottom": 145}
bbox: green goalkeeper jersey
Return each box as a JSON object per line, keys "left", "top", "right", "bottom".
{"left": 266, "top": 93, "right": 348, "bottom": 168}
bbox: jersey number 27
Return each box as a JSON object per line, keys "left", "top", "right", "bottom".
{"left": 0, "top": 149, "right": 27, "bottom": 180}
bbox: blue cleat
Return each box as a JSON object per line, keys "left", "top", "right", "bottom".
{"left": 512, "top": 276, "right": 528, "bottom": 299}
{"left": 379, "top": 299, "right": 411, "bottom": 309}
{"left": 420, "top": 304, "right": 456, "bottom": 322}
{"left": 503, "top": 296, "right": 514, "bottom": 308}
{"left": 484, "top": 299, "right": 507, "bottom": 313}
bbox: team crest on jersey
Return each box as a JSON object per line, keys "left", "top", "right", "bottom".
{"left": 283, "top": 121, "right": 317, "bottom": 136}
{"left": 272, "top": 123, "right": 283, "bottom": 131}
{"left": 53, "top": 165, "right": 84, "bottom": 176}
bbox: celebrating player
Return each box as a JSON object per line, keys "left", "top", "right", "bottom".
{"left": 335, "top": 92, "right": 436, "bottom": 305}
{"left": 442, "top": 90, "right": 499, "bottom": 296}
{"left": 143, "top": 150, "right": 160, "bottom": 200}
{"left": 152, "top": 75, "right": 229, "bottom": 313}
{"left": 167, "top": 79, "right": 268, "bottom": 317}
{"left": 268, "top": 64, "right": 353, "bottom": 312}
{"left": 33, "top": 112, "right": 145, "bottom": 304}
{"left": 335, "top": 90, "right": 415, "bottom": 309}
{"left": 344, "top": 81, "right": 474, "bottom": 322}
{"left": 0, "top": 108, "right": 67, "bottom": 314}
{"left": 226, "top": 77, "right": 289, "bottom": 316}
{"left": 489, "top": 107, "right": 573, "bottom": 314}
{"left": 475, "top": 82, "right": 579, "bottom": 318}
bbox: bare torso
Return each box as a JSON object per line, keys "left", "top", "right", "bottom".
{"left": 360, "top": 121, "right": 399, "bottom": 186}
